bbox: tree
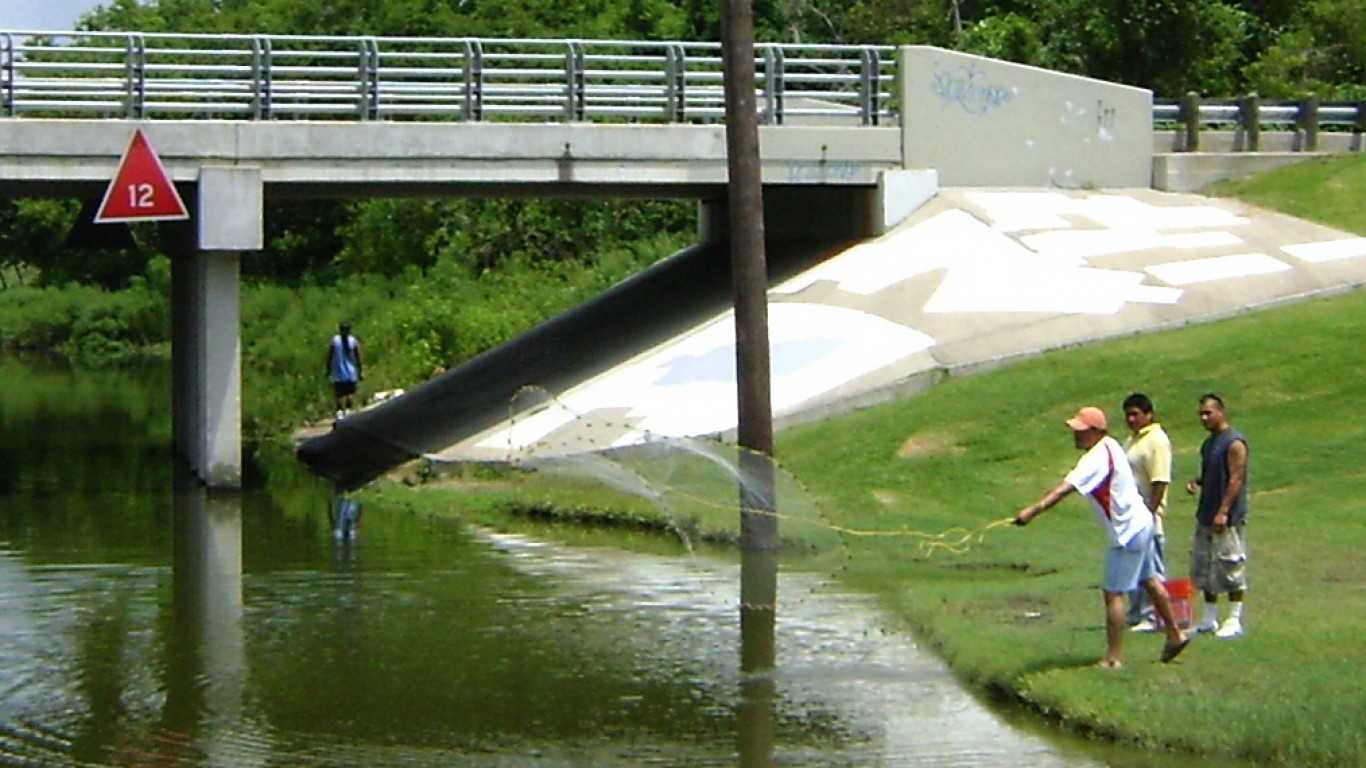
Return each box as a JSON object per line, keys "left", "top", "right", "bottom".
{"left": 1037, "top": 0, "right": 1250, "bottom": 94}
{"left": 821, "top": 0, "right": 956, "bottom": 47}
{"left": 959, "top": 12, "right": 1046, "bottom": 67}
{"left": 0, "top": 199, "right": 154, "bottom": 290}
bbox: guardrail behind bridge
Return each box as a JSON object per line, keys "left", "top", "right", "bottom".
{"left": 1155, "top": 93, "right": 1366, "bottom": 152}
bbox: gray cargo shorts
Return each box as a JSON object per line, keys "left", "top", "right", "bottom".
{"left": 1190, "top": 524, "right": 1248, "bottom": 593}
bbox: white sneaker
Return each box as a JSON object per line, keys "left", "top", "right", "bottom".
{"left": 1215, "top": 618, "right": 1243, "bottom": 639}
{"left": 1129, "top": 619, "right": 1158, "bottom": 633}
{"left": 1192, "top": 617, "right": 1219, "bottom": 634}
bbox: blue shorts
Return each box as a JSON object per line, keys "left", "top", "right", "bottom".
{"left": 1103, "top": 529, "right": 1161, "bottom": 594}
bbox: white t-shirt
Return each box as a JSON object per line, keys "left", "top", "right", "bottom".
{"left": 1064, "top": 436, "right": 1154, "bottom": 547}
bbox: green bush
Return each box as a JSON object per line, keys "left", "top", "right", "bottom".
{"left": 0, "top": 277, "right": 169, "bottom": 365}
{"left": 0, "top": 199, "right": 693, "bottom": 435}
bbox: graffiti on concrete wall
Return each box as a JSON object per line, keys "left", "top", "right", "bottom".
{"left": 930, "top": 63, "right": 1015, "bottom": 115}
{"left": 785, "top": 161, "right": 859, "bottom": 183}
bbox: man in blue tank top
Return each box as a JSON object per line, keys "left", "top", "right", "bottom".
{"left": 326, "top": 322, "right": 363, "bottom": 420}
{"left": 1185, "top": 393, "right": 1249, "bottom": 639}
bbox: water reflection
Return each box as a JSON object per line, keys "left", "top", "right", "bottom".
{"left": 738, "top": 449, "right": 778, "bottom": 768}
{"left": 168, "top": 470, "right": 264, "bottom": 767}
{"left": 329, "top": 495, "right": 360, "bottom": 543}
{"left": 738, "top": 547, "right": 778, "bottom": 768}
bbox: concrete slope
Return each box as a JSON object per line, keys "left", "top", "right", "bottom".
{"left": 296, "top": 235, "right": 854, "bottom": 488}
{"left": 423, "top": 188, "right": 1366, "bottom": 466}
{"left": 301, "top": 187, "right": 1366, "bottom": 486}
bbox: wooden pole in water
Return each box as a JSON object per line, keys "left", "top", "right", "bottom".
{"left": 724, "top": 0, "right": 779, "bottom": 755}
{"left": 722, "top": 0, "right": 778, "bottom": 723}
{"left": 721, "top": 0, "right": 772, "bottom": 463}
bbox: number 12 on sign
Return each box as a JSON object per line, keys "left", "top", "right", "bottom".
{"left": 95, "top": 129, "right": 190, "bottom": 224}
{"left": 127, "top": 183, "right": 158, "bottom": 209}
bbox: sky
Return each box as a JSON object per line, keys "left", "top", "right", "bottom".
{"left": 6, "top": 0, "right": 106, "bottom": 31}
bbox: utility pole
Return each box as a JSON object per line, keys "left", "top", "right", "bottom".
{"left": 722, "top": 0, "right": 772, "bottom": 464}
{"left": 722, "top": 5, "right": 778, "bottom": 746}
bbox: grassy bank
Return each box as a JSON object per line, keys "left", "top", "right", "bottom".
{"left": 776, "top": 284, "right": 1366, "bottom": 764}
{"left": 358, "top": 154, "right": 1366, "bottom": 764}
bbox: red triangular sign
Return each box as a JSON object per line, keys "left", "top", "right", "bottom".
{"left": 95, "top": 129, "right": 189, "bottom": 223}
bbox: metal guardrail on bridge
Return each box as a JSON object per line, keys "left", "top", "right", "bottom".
{"left": 4, "top": 31, "right": 1364, "bottom": 150}
{"left": 0, "top": 31, "right": 896, "bottom": 125}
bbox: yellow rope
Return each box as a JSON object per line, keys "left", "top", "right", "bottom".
{"left": 666, "top": 486, "right": 1016, "bottom": 557}
{"left": 297, "top": 386, "right": 1022, "bottom": 558}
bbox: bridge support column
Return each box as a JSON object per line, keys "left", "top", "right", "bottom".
{"left": 171, "top": 167, "right": 263, "bottom": 489}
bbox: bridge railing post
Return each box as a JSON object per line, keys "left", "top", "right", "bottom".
{"left": 762, "top": 45, "right": 782, "bottom": 125}
{"left": 124, "top": 34, "right": 147, "bottom": 119}
{"left": 464, "top": 39, "right": 483, "bottom": 122}
{"left": 249, "top": 36, "right": 272, "bottom": 119}
{"left": 2, "top": 33, "right": 14, "bottom": 118}
{"left": 357, "top": 37, "right": 379, "bottom": 120}
{"left": 1179, "top": 91, "right": 1201, "bottom": 152}
{"left": 566, "top": 40, "right": 586, "bottom": 122}
{"left": 1239, "top": 92, "right": 1260, "bottom": 152}
{"left": 1299, "top": 92, "right": 1319, "bottom": 152}
{"left": 665, "top": 43, "right": 686, "bottom": 122}
{"left": 860, "top": 47, "right": 879, "bottom": 126}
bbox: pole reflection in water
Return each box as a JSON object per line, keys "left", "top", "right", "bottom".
{"left": 738, "top": 546, "right": 777, "bottom": 768}
{"left": 738, "top": 449, "right": 778, "bottom": 768}
{"left": 169, "top": 469, "right": 264, "bottom": 767}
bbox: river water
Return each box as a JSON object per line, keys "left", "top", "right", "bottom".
{"left": 0, "top": 356, "right": 1209, "bottom": 767}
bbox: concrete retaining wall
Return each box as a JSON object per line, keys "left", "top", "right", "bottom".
{"left": 1153, "top": 130, "right": 1363, "bottom": 154}
{"left": 1152, "top": 152, "right": 1332, "bottom": 192}
{"left": 900, "top": 47, "right": 1151, "bottom": 187}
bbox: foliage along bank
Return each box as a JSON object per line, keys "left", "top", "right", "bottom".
{"left": 0, "top": 197, "right": 695, "bottom": 437}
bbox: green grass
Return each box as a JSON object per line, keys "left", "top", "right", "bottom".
{"left": 1205, "top": 152, "right": 1366, "bottom": 233}
{"left": 363, "top": 153, "right": 1366, "bottom": 764}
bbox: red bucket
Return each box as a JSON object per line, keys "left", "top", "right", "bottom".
{"left": 1159, "top": 578, "right": 1193, "bottom": 629}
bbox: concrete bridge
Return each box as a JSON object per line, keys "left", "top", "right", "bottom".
{"left": 2, "top": 31, "right": 1360, "bottom": 487}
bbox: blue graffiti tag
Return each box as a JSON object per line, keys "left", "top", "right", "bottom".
{"left": 785, "top": 161, "right": 859, "bottom": 182}
{"left": 930, "top": 64, "right": 1014, "bottom": 115}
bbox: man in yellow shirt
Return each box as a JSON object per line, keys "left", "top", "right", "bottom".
{"left": 1122, "top": 393, "right": 1173, "bottom": 632}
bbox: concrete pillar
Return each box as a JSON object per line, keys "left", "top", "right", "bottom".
{"left": 197, "top": 252, "right": 242, "bottom": 488}
{"left": 171, "top": 227, "right": 193, "bottom": 465}
{"left": 697, "top": 198, "right": 726, "bottom": 243}
{"left": 170, "top": 166, "right": 262, "bottom": 489}
{"left": 171, "top": 222, "right": 207, "bottom": 474}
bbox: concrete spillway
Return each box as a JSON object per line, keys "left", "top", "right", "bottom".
{"left": 295, "top": 236, "right": 851, "bottom": 489}
{"left": 299, "top": 186, "right": 1366, "bottom": 489}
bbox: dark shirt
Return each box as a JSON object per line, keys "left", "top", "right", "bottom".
{"left": 1196, "top": 427, "right": 1249, "bottom": 526}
